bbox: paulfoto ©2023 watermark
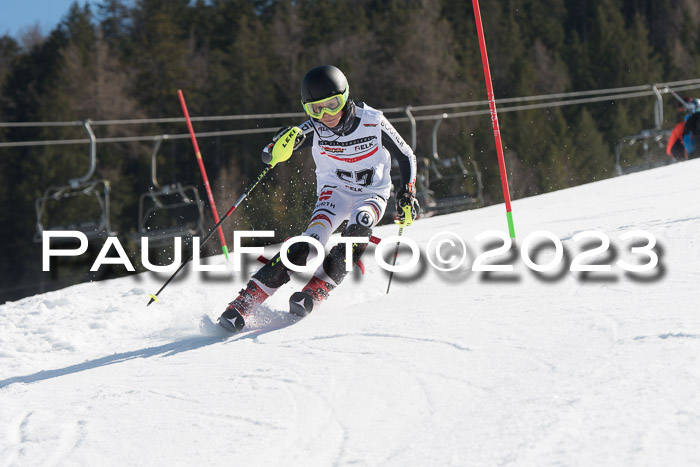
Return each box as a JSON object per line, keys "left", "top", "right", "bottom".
{"left": 41, "top": 229, "right": 663, "bottom": 279}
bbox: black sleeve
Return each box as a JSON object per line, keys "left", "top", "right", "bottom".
{"left": 380, "top": 115, "right": 416, "bottom": 188}
{"left": 684, "top": 113, "right": 700, "bottom": 137}
{"left": 297, "top": 119, "right": 315, "bottom": 150}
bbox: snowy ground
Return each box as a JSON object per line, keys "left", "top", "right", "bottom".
{"left": 1, "top": 160, "right": 700, "bottom": 466}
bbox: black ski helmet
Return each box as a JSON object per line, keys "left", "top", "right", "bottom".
{"left": 301, "top": 65, "right": 349, "bottom": 104}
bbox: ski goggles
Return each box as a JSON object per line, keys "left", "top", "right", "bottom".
{"left": 302, "top": 88, "right": 349, "bottom": 119}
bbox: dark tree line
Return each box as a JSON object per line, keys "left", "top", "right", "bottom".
{"left": 1, "top": 0, "right": 698, "bottom": 302}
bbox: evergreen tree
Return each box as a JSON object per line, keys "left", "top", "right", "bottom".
{"left": 588, "top": 0, "right": 629, "bottom": 88}
{"left": 130, "top": 0, "right": 190, "bottom": 115}
{"left": 517, "top": 0, "right": 567, "bottom": 51}
{"left": 269, "top": 0, "right": 305, "bottom": 109}
{"left": 96, "top": 0, "right": 133, "bottom": 57}
{"left": 565, "top": 30, "right": 595, "bottom": 92}
{"left": 0, "top": 35, "right": 20, "bottom": 87}
{"left": 569, "top": 107, "right": 610, "bottom": 184}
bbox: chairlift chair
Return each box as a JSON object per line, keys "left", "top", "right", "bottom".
{"left": 614, "top": 85, "right": 679, "bottom": 175}
{"left": 134, "top": 136, "right": 205, "bottom": 247}
{"left": 34, "top": 120, "right": 116, "bottom": 243}
{"left": 415, "top": 115, "right": 484, "bottom": 216}
{"left": 614, "top": 128, "right": 672, "bottom": 175}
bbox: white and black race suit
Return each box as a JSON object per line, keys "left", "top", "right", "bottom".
{"left": 297, "top": 103, "right": 417, "bottom": 246}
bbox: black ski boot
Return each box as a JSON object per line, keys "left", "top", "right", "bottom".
{"left": 218, "top": 305, "right": 246, "bottom": 333}
{"left": 289, "top": 291, "right": 315, "bottom": 317}
{"left": 218, "top": 281, "right": 269, "bottom": 333}
{"left": 289, "top": 275, "right": 334, "bottom": 317}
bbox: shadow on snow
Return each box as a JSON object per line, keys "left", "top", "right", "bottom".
{"left": 0, "top": 308, "right": 300, "bottom": 389}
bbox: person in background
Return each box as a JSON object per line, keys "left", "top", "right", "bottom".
{"left": 681, "top": 98, "right": 700, "bottom": 159}
{"left": 667, "top": 97, "right": 700, "bottom": 161}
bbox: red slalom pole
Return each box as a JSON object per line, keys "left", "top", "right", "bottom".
{"left": 472, "top": 0, "right": 516, "bottom": 239}
{"left": 177, "top": 90, "right": 230, "bottom": 259}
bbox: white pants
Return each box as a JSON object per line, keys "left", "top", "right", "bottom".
{"left": 251, "top": 185, "right": 387, "bottom": 295}
{"left": 302, "top": 185, "right": 386, "bottom": 284}
{"left": 303, "top": 184, "right": 387, "bottom": 246}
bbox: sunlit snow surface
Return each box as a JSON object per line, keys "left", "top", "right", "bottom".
{"left": 2, "top": 160, "right": 699, "bottom": 466}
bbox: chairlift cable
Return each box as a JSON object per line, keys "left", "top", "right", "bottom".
{"left": 2, "top": 79, "right": 700, "bottom": 130}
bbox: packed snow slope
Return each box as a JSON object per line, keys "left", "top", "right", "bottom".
{"left": 2, "top": 160, "right": 700, "bottom": 466}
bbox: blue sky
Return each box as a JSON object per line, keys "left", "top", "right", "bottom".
{"left": 0, "top": 1, "right": 100, "bottom": 38}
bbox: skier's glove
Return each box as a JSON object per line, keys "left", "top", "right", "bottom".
{"left": 261, "top": 126, "right": 306, "bottom": 167}
{"left": 395, "top": 183, "right": 419, "bottom": 226}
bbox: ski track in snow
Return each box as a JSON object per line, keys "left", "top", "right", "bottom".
{"left": 1, "top": 160, "right": 700, "bottom": 465}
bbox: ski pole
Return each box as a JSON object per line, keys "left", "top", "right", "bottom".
{"left": 177, "top": 90, "right": 230, "bottom": 260}
{"left": 386, "top": 204, "right": 413, "bottom": 294}
{"left": 147, "top": 165, "right": 273, "bottom": 306}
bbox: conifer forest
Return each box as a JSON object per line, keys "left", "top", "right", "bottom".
{"left": 1, "top": 0, "right": 699, "bottom": 302}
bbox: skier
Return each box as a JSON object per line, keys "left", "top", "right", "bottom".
{"left": 666, "top": 120, "right": 687, "bottom": 161}
{"left": 218, "top": 65, "right": 419, "bottom": 333}
{"left": 681, "top": 98, "right": 700, "bottom": 159}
